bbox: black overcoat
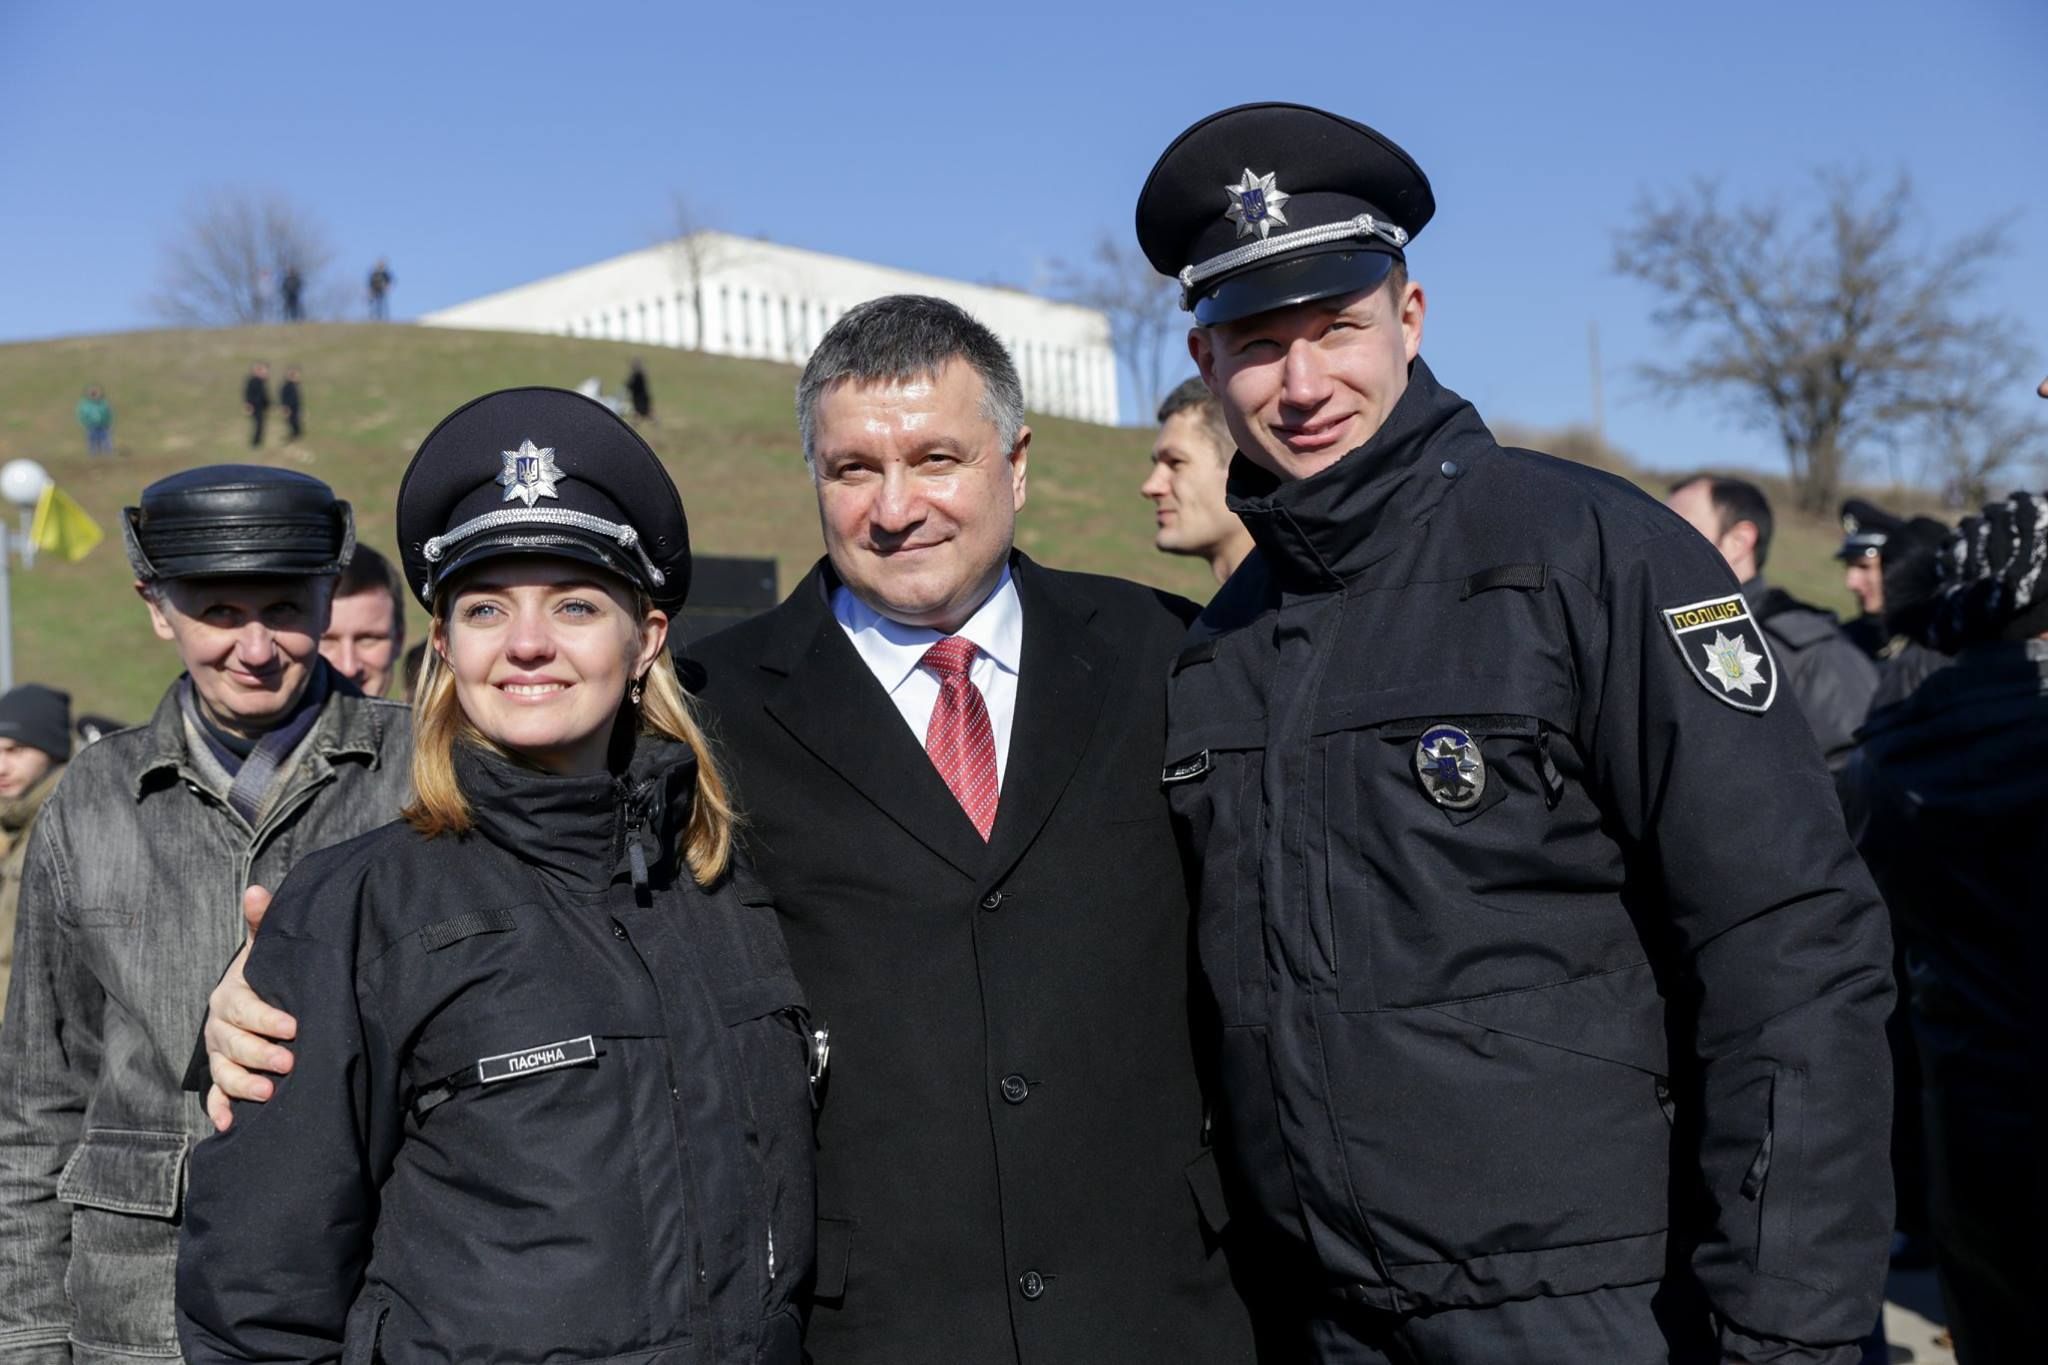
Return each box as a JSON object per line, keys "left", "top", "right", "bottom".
{"left": 692, "top": 553, "right": 1258, "bottom": 1365}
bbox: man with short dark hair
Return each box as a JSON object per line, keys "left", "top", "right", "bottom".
{"left": 1145, "top": 377, "right": 1253, "bottom": 584}
{"left": 0, "top": 467, "right": 412, "bottom": 1361}
{"left": 1666, "top": 473, "right": 1877, "bottom": 770}
{"left": 320, "top": 542, "right": 407, "bottom": 697}
{"left": 1135, "top": 102, "right": 1892, "bottom": 1362}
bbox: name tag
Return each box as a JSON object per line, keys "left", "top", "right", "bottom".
{"left": 1161, "top": 750, "right": 1212, "bottom": 784}
{"left": 476, "top": 1035, "right": 597, "bottom": 1085}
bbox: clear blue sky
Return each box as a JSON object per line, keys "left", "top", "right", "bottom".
{"left": 3, "top": 0, "right": 2043, "bottom": 479}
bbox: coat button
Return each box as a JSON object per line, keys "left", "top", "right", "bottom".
{"left": 1018, "top": 1269, "right": 1045, "bottom": 1300}
{"left": 612, "top": 924, "right": 628, "bottom": 940}
{"left": 1440, "top": 459, "right": 1461, "bottom": 478}
{"left": 979, "top": 891, "right": 1004, "bottom": 911}
{"left": 1000, "top": 1073, "right": 1030, "bottom": 1105}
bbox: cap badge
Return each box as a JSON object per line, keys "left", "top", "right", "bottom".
{"left": 497, "top": 440, "right": 562, "bottom": 507}
{"left": 1224, "top": 168, "right": 1291, "bottom": 241}
{"left": 1415, "top": 724, "right": 1485, "bottom": 811}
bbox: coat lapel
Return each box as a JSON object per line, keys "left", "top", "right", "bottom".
{"left": 982, "top": 555, "right": 1116, "bottom": 879}
{"left": 756, "top": 562, "right": 992, "bottom": 880}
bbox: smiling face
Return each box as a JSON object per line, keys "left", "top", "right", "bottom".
{"left": 809, "top": 359, "right": 1029, "bottom": 633}
{"left": 1192, "top": 278, "right": 1426, "bottom": 483}
{"left": 435, "top": 557, "right": 667, "bottom": 776}
{"left": 321, "top": 586, "right": 403, "bottom": 697}
{"left": 142, "top": 575, "right": 333, "bottom": 736}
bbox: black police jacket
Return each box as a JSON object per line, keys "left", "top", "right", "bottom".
{"left": 1164, "top": 359, "right": 1894, "bottom": 1354}
{"left": 177, "top": 739, "right": 816, "bottom": 1364}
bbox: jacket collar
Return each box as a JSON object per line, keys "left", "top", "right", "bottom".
{"left": 749, "top": 551, "right": 1114, "bottom": 886}
{"left": 131, "top": 659, "right": 396, "bottom": 800}
{"left": 454, "top": 736, "right": 699, "bottom": 894}
{"left": 1225, "top": 356, "right": 1490, "bottom": 590}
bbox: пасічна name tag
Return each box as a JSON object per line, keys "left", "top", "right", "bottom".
{"left": 476, "top": 1035, "right": 597, "bottom": 1085}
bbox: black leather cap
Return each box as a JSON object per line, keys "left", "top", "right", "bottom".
{"left": 397, "top": 388, "right": 691, "bottom": 613}
{"left": 123, "top": 465, "right": 354, "bottom": 581}
{"left": 1137, "top": 102, "right": 1435, "bottom": 325}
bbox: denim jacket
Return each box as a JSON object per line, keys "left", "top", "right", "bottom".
{"left": 0, "top": 674, "right": 411, "bottom": 1364}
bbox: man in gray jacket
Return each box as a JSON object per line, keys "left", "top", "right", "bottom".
{"left": 0, "top": 466, "right": 412, "bottom": 1364}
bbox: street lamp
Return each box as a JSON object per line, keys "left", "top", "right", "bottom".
{"left": 0, "top": 458, "right": 53, "bottom": 691}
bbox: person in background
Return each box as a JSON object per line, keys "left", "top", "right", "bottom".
{"left": 626, "top": 357, "right": 656, "bottom": 426}
{"left": 1863, "top": 513, "right": 1953, "bottom": 713}
{"left": 319, "top": 543, "right": 407, "bottom": 697}
{"left": 1837, "top": 498, "right": 1900, "bottom": 658}
{"left": 1666, "top": 473, "right": 1877, "bottom": 773}
{"left": 368, "top": 259, "right": 394, "bottom": 320}
{"left": 280, "top": 367, "right": 305, "bottom": 442}
{"left": 243, "top": 362, "right": 271, "bottom": 448}
{"left": 77, "top": 385, "right": 114, "bottom": 456}
{"left": 280, "top": 267, "right": 303, "bottom": 323}
{"left": 1850, "top": 491, "right": 2048, "bottom": 1363}
{"left": 0, "top": 466, "right": 411, "bottom": 1361}
{"left": 0, "top": 684, "right": 71, "bottom": 1030}
{"left": 1143, "top": 377, "right": 1253, "bottom": 585}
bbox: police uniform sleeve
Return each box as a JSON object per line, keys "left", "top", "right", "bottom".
{"left": 0, "top": 800, "right": 105, "bottom": 1365}
{"left": 1583, "top": 527, "right": 1894, "bottom": 1358}
{"left": 176, "top": 860, "right": 400, "bottom": 1364}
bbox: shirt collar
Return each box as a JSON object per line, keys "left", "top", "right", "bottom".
{"left": 833, "top": 565, "right": 1023, "bottom": 695}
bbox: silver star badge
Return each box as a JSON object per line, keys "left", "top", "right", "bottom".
{"left": 497, "top": 440, "right": 562, "bottom": 507}
{"left": 1223, "top": 168, "right": 1291, "bottom": 241}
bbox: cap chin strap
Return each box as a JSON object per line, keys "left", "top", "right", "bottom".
{"left": 1177, "top": 214, "right": 1410, "bottom": 309}
{"left": 423, "top": 507, "right": 666, "bottom": 587}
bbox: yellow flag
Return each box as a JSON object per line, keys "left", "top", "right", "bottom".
{"left": 31, "top": 482, "right": 104, "bottom": 562}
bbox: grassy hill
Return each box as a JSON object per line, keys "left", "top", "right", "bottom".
{"left": 0, "top": 323, "right": 1896, "bottom": 721}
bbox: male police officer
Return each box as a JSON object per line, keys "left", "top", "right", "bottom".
{"left": 1136, "top": 103, "right": 1894, "bottom": 1362}
{"left": 0, "top": 467, "right": 412, "bottom": 1362}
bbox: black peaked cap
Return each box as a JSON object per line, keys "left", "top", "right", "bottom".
{"left": 124, "top": 465, "right": 353, "bottom": 581}
{"left": 1836, "top": 497, "right": 1903, "bottom": 561}
{"left": 1136, "top": 102, "right": 1435, "bottom": 324}
{"left": 397, "top": 387, "right": 691, "bottom": 613}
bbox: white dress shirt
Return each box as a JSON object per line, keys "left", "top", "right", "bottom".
{"left": 832, "top": 567, "right": 1023, "bottom": 789}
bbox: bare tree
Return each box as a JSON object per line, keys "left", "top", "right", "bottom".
{"left": 1052, "top": 233, "right": 1183, "bottom": 422}
{"left": 1613, "top": 173, "right": 2025, "bottom": 514}
{"left": 663, "top": 195, "right": 732, "bottom": 350}
{"left": 148, "top": 190, "right": 335, "bottom": 326}
{"left": 1919, "top": 366, "right": 2048, "bottom": 508}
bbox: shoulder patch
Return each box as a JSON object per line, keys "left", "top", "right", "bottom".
{"left": 1660, "top": 593, "right": 1778, "bottom": 713}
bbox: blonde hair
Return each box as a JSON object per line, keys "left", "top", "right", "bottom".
{"left": 403, "top": 590, "right": 735, "bottom": 886}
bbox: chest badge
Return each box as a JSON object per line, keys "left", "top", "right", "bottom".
{"left": 1415, "top": 724, "right": 1485, "bottom": 811}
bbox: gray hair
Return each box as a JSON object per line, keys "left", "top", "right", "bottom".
{"left": 795, "top": 295, "right": 1025, "bottom": 468}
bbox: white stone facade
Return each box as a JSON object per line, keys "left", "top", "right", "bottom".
{"left": 420, "top": 232, "right": 1120, "bottom": 425}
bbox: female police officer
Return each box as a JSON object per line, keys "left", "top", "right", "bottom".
{"left": 176, "top": 388, "right": 817, "bottom": 1364}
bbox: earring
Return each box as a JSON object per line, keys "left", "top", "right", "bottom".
{"left": 630, "top": 678, "right": 644, "bottom": 707}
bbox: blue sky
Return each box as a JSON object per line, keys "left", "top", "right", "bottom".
{"left": 3, "top": 0, "right": 2043, "bottom": 478}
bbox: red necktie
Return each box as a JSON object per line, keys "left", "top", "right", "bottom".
{"left": 920, "top": 636, "right": 999, "bottom": 841}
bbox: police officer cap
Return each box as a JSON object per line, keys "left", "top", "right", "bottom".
{"left": 1136, "top": 102, "right": 1435, "bottom": 325}
{"left": 1835, "top": 497, "right": 1901, "bottom": 562}
{"left": 124, "top": 465, "right": 354, "bottom": 582}
{"left": 397, "top": 387, "right": 691, "bottom": 613}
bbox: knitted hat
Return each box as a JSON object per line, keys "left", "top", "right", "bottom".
{"left": 1922, "top": 491, "right": 2048, "bottom": 651}
{"left": 0, "top": 684, "right": 73, "bottom": 761}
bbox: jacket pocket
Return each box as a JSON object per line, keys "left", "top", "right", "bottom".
{"left": 1163, "top": 721, "right": 1266, "bottom": 1027}
{"left": 1317, "top": 688, "right": 1628, "bottom": 1011}
{"left": 1749, "top": 1066, "right": 1809, "bottom": 1281}
{"left": 340, "top": 1289, "right": 389, "bottom": 1365}
{"left": 718, "top": 974, "right": 817, "bottom": 1315}
{"left": 813, "top": 1216, "right": 858, "bottom": 1304}
{"left": 58, "top": 1129, "right": 186, "bottom": 1356}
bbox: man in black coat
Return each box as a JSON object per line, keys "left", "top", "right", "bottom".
{"left": 243, "top": 362, "right": 271, "bottom": 447}
{"left": 690, "top": 295, "right": 1255, "bottom": 1365}
{"left": 1135, "top": 103, "right": 1893, "bottom": 1362}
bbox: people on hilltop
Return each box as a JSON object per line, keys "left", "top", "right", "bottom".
{"left": 242, "top": 362, "right": 272, "bottom": 447}
{"left": 367, "top": 258, "right": 395, "bottom": 320}
{"left": 281, "top": 266, "right": 304, "bottom": 322}
{"left": 1143, "top": 376, "right": 1253, "bottom": 585}
{"left": 626, "top": 357, "right": 656, "bottom": 426}
{"left": 0, "top": 683, "right": 71, "bottom": 1028}
{"left": 76, "top": 384, "right": 114, "bottom": 456}
{"left": 280, "top": 365, "right": 305, "bottom": 442}
{"left": 1665, "top": 472, "right": 1878, "bottom": 773}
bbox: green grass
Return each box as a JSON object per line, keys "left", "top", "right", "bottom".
{"left": 0, "top": 323, "right": 1904, "bottom": 721}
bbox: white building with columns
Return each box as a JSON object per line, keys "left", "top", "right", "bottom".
{"left": 419, "top": 232, "right": 1121, "bottom": 425}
